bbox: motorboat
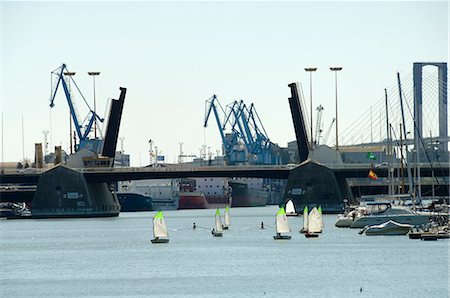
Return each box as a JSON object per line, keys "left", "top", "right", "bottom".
{"left": 349, "top": 202, "right": 430, "bottom": 228}
{"left": 335, "top": 207, "right": 365, "bottom": 228}
{"left": 361, "top": 220, "right": 411, "bottom": 236}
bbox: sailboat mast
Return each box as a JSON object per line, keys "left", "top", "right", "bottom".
{"left": 397, "top": 72, "right": 414, "bottom": 201}
{"left": 384, "top": 89, "right": 393, "bottom": 195}
{"left": 399, "top": 123, "right": 405, "bottom": 194}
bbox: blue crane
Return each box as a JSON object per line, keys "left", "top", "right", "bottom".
{"left": 204, "top": 95, "right": 246, "bottom": 164}
{"left": 205, "top": 95, "right": 281, "bottom": 165}
{"left": 49, "top": 64, "right": 103, "bottom": 153}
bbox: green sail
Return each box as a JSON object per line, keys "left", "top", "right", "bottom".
{"left": 318, "top": 206, "right": 322, "bottom": 214}
{"left": 303, "top": 205, "right": 308, "bottom": 213}
{"left": 155, "top": 211, "right": 164, "bottom": 219}
{"left": 225, "top": 206, "right": 229, "bottom": 212}
{"left": 215, "top": 208, "right": 221, "bottom": 216}
{"left": 277, "top": 207, "right": 286, "bottom": 215}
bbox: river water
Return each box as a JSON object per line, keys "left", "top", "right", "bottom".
{"left": 1, "top": 206, "right": 448, "bottom": 297}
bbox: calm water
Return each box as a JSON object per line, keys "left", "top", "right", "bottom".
{"left": 1, "top": 206, "right": 448, "bottom": 297}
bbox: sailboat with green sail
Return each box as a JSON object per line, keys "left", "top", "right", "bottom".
{"left": 151, "top": 211, "right": 169, "bottom": 244}
{"left": 223, "top": 206, "right": 231, "bottom": 230}
{"left": 273, "top": 207, "right": 292, "bottom": 240}
{"left": 212, "top": 209, "right": 223, "bottom": 237}
{"left": 300, "top": 205, "right": 308, "bottom": 233}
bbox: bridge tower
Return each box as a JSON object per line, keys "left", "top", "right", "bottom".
{"left": 413, "top": 62, "right": 448, "bottom": 152}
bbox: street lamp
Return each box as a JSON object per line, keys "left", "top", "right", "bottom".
{"left": 330, "top": 67, "right": 343, "bottom": 150}
{"left": 88, "top": 71, "right": 101, "bottom": 139}
{"left": 64, "top": 71, "right": 76, "bottom": 153}
{"left": 305, "top": 67, "right": 317, "bottom": 148}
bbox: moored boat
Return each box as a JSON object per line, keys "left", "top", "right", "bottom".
{"left": 229, "top": 179, "right": 268, "bottom": 207}
{"left": 349, "top": 202, "right": 430, "bottom": 228}
{"left": 362, "top": 220, "right": 411, "bottom": 236}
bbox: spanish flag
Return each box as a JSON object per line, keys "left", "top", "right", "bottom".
{"left": 368, "top": 168, "right": 378, "bottom": 180}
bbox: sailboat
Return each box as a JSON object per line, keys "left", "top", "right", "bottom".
{"left": 223, "top": 206, "right": 231, "bottom": 230}
{"left": 212, "top": 209, "right": 223, "bottom": 237}
{"left": 318, "top": 205, "right": 324, "bottom": 228}
{"left": 151, "top": 211, "right": 169, "bottom": 244}
{"left": 305, "top": 207, "right": 322, "bottom": 238}
{"left": 299, "top": 205, "right": 308, "bottom": 233}
{"left": 273, "top": 207, "right": 292, "bottom": 240}
{"left": 285, "top": 200, "right": 298, "bottom": 216}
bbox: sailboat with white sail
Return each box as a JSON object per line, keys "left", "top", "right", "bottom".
{"left": 318, "top": 205, "right": 324, "bottom": 228}
{"left": 300, "top": 205, "right": 308, "bottom": 233}
{"left": 285, "top": 200, "right": 298, "bottom": 216}
{"left": 273, "top": 207, "right": 292, "bottom": 240}
{"left": 223, "top": 206, "right": 231, "bottom": 230}
{"left": 212, "top": 209, "right": 223, "bottom": 237}
{"left": 151, "top": 211, "right": 169, "bottom": 243}
{"left": 305, "top": 207, "right": 322, "bottom": 238}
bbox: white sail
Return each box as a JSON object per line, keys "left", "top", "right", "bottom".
{"left": 303, "top": 206, "right": 308, "bottom": 231}
{"left": 276, "top": 208, "right": 291, "bottom": 234}
{"left": 215, "top": 210, "right": 223, "bottom": 232}
{"left": 307, "top": 207, "right": 322, "bottom": 233}
{"left": 224, "top": 207, "right": 231, "bottom": 226}
{"left": 285, "top": 200, "right": 296, "bottom": 214}
{"left": 153, "top": 212, "right": 168, "bottom": 238}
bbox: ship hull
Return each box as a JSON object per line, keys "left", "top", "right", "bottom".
{"left": 117, "top": 192, "right": 153, "bottom": 212}
{"left": 229, "top": 181, "right": 268, "bottom": 207}
{"left": 178, "top": 192, "right": 208, "bottom": 209}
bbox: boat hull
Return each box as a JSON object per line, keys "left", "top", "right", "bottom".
{"left": 273, "top": 235, "right": 291, "bottom": 240}
{"left": 178, "top": 192, "right": 208, "bottom": 209}
{"left": 151, "top": 238, "right": 169, "bottom": 244}
{"left": 117, "top": 192, "right": 153, "bottom": 212}
{"left": 305, "top": 233, "right": 319, "bottom": 238}
{"left": 229, "top": 181, "right": 268, "bottom": 207}
{"left": 350, "top": 215, "right": 429, "bottom": 228}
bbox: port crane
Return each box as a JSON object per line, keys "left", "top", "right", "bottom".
{"left": 204, "top": 96, "right": 281, "bottom": 165}
{"left": 204, "top": 95, "right": 246, "bottom": 164}
{"left": 49, "top": 64, "right": 104, "bottom": 153}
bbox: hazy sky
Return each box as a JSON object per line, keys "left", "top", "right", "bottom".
{"left": 1, "top": 1, "right": 448, "bottom": 166}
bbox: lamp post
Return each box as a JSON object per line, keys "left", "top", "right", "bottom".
{"left": 88, "top": 71, "right": 100, "bottom": 139}
{"left": 64, "top": 71, "right": 76, "bottom": 153}
{"left": 305, "top": 67, "right": 317, "bottom": 148}
{"left": 330, "top": 67, "right": 343, "bottom": 150}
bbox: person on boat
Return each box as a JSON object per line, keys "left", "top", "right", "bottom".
{"left": 193, "top": 222, "right": 197, "bottom": 230}
{"left": 260, "top": 221, "right": 264, "bottom": 229}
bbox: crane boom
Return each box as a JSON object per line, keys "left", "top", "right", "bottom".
{"left": 49, "top": 63, "right": 103, "bottom": 152}
{"left": 314, "top": 105, "right": 324, "bottom": 146}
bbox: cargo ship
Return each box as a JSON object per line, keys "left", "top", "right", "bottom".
{"left": 229, "top": 178, "right": 269, "bottom": 207}
{"left": 116, "top": 192, "right": 153, "bottom": 212}
{"left": 118, "top": 179, "right": 179, "bottom": 211}
{"left": 178, "top": 179, "right": 208, "bottom": 209}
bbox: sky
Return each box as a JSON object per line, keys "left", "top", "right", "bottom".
{"left": 1, "top": 1, "right": 448, "bottom": 166}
